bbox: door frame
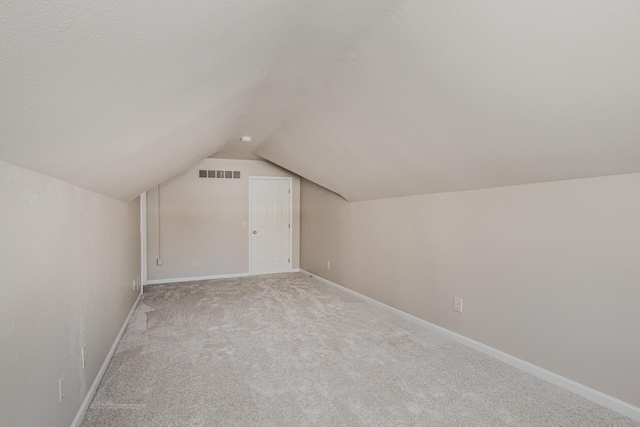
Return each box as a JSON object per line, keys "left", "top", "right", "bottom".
{"left": 140, "top": 192, "right": 147, "bottom": 291}
{"left": 248, "top": 176, "right": 293, "bottom": 275}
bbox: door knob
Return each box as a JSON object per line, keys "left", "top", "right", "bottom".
{"left": 253, "top": 230, "right": 257, "bottom": 234}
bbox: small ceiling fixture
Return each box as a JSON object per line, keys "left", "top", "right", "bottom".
{"left": 240, "top": 136, "right": 252, "bottom": 143}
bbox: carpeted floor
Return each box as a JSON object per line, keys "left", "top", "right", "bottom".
{"left": 81, "top": 273, "right": 638, "bottom": 426}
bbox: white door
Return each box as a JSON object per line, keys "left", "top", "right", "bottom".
{"left": 250, "top": 177, "right": 292, "bottom": 275}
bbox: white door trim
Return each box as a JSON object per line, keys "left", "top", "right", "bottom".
{"left": 140, "top": 192, "right": 147, "bottom": 291}
{"left": 249, "top": 176, "right": 293, "bottom": 275}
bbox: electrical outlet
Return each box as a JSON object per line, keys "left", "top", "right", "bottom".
{"left": 58, "top": 374, "right": 65, "bottom": 402}
{"left": 327, "top": 261, "right": 331, "bottom": 269}
{"left": 453, "top": 296, "right": 463, "bottom": 313}
{"left": 157, "top": 258, "right": 163, "bottom": 266}
{"left": 82, "top": 345, "right": 87, "bottom": 369}
{"left": 133, "top": 279, "right": 137, "bottom": 290}
{"left": 191, "top": 259, "right": 198, "bottom": 267}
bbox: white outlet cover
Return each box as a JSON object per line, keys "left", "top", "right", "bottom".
{"left": 453, "top": 297, "right": 463, "bottom": 313}
{"left": 59, "top": 374, "right": 65, "bottom": 402}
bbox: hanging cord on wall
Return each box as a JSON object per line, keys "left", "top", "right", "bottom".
{"left": 157, "top": 184, "right": 161, "bottom": 260}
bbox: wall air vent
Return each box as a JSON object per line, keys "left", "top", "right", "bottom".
{"left": 198, "top": 170, "right": 241, "bottom": 179}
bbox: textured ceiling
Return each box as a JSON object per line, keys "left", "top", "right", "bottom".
{"left": 1, "top": 1, "right": 639, "bottom": 202}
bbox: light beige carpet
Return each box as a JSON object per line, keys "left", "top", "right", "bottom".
{"left": 81, "top": 273, "right": 638, "bottom": 426}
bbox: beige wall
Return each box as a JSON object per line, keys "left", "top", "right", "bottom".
{"left": 147, "top": 158, "right": 300, "bottom": 281}
{"left": 0, "top": 160, "right": 141, "bottom": 427}
{"left": 301, "top": 173, "right": 640, "bottom": 407}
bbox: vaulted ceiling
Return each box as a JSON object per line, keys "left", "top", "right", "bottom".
{"left": 2, "top": 1, "right": 639, "bottom": 202}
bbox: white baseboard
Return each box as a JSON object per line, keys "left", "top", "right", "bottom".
{"left": 70, "top": 292, "right": 142, "bottom": 427}
{"left": 146, "top": 270, "right": 301, "bottom": 285}
{"left": 146, "top": 272, "right": 251, "bottom": 285}
{"left": 300, "top": 270, "right": 640, "bottom": 422}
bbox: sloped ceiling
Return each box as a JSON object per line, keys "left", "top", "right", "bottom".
{"left": 1, "top": 1, "right": 639, "bottom": 202}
